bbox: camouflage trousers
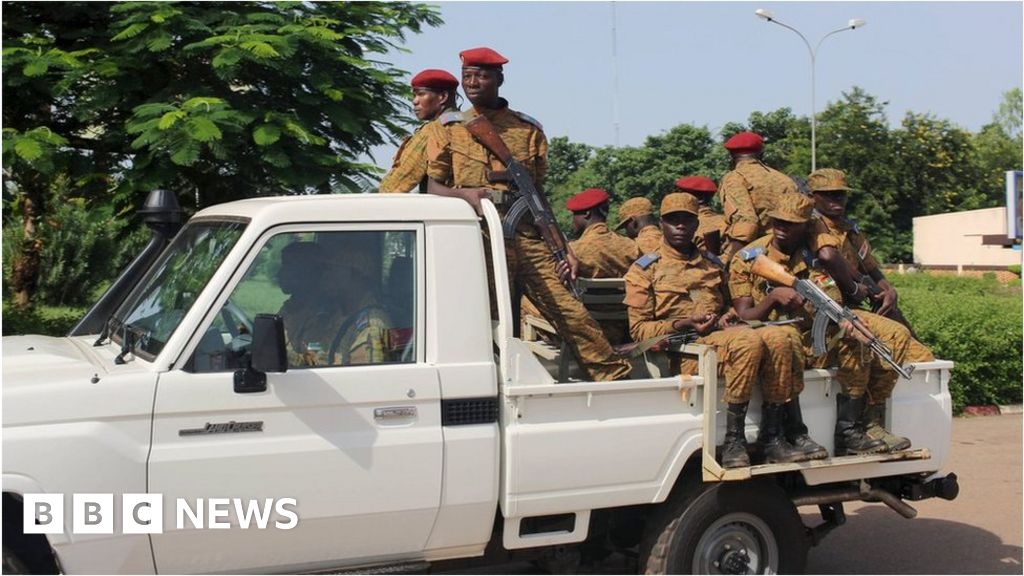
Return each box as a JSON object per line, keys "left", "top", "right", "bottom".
{"left": 806, "top": 310, "right": 914, "bottom": 402}
{"left": 515, "top": 230, "right": 632, "bottom": 382}
{"left": 674, "top": 325, "right": 804, "bottom": 404}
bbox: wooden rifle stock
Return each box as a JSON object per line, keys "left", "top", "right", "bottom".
{"left": 464, "top": 115, "right": 513, "bottom": 164}
{"left": 750, "top": 255, "right": 798, "bottom": 288}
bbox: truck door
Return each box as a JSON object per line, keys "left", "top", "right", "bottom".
{"left": 148, "top": 225, "right": 441, "bottom": 574}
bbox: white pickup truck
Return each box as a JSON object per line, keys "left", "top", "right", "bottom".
{"left": 3, "top": 194, "right": 959, "bottom": 574}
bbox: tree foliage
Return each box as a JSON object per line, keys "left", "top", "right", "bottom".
{"left": 2, "top": 1, "right": 441, "bottom": 306}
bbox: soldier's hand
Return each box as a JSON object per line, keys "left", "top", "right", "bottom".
{"left": 839, "top": 318, "right": 873, "bottom": 345}
{"left": 459, "top": 187, "right": 492, "bottom": 216}
{"left": 873, "top": 284, "right": 898, "bottom": 316}
{"left": 556, "top": 250, "right": 579, "bottom": 288}
{"left": 771, "top": 287, "right": 804, "bottom": 311}
{"left": 691, "top": 313, "right": 719, "bottom": 336}
{"left": 716, "top": 309, "right": 741, "bottom": 329}
{"left": 849, "top": 282, "right": 871, "bottom": 305}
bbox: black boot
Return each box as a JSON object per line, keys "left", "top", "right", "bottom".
{"left": 834, "top": 393, "right": 887, "bottom": 456}
{"left": 862, "top": 402, "right": 912, "bottom": 452}
{"left": 721, "top": 403, "right": 751, "bottom": 468}
{"left": 784, "top": 397, "right": 829, "bottom": 460}
{"left": 759, "top": 403, "right": 806, "bottom": 463}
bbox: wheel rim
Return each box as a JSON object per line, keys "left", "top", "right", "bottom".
{"left": 692, "top": 512, "right": 779, "bottom": 575}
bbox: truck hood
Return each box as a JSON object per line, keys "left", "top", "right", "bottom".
{"left": 2, "top": 335, "right": 157, "bottom": 427}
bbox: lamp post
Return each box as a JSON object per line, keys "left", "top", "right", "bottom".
{"left": 755, "top": 9, "right": 865, "bottom": 172}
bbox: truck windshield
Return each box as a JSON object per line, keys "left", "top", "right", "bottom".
{"left": 110, "top": 218, "right": 246, "bottom": 361}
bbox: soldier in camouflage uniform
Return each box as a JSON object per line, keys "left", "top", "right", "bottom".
{"left": 617, "top": 197, "right": 663, "bottom": 254}
{"left": 719, "top": 131, "right": 798, "bottom": 264}
{"left": 566, "top": 188, "right": 640, "bottom": 344}
{"left": 277, "top": 242, "right": 346, "bottom": 367}
{"left": 326, "top": 247, "right": 394, "bottom": 366}
{"left": 422, "top": 47, "right": 632, "bottom": 381}
{"left": 806, "top": 168, "right": 933, "bottom": 450}
{"left": 624, "top": 193, "right": 819, "bottom": 467}
{"left": 729, "top": 193, "right": 915, "bottom": 456}
{"left": 380, "top": 69, "right": 460, "bottom": 194}
{"left": 674, "top": 176, "right": 726, "bottom": 257}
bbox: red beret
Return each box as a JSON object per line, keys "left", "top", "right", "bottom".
{"left": 675, "top": 176, "right": 717, "bottom": 195}
{"left": 724, "top": 131, "right": 764, "bottom": 154}
{"left": 566, "top": 188, "right": 610, "bottom": 212}
{"left": 411, "top": 69, "right": 458, "bottom": 90}
{"left": 459, "top": 47, "right": 509, "bottom": 68}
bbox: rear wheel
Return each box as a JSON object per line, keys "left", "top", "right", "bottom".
{"left": 641, "top": 480, "right": 807, "bottom": 574}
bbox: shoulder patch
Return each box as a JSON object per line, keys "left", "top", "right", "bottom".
{"left": 739, "top": 247, "right": 765, "bottom": 261}
{"left": 440, "top": 111, "right": 465, "bottom": 125}
{"left": 513, "top": 110, "right": 543, "bottom": 131}
{"left": 634, "top": 253, "right": 660, "bottom": 269}
{"left": 702, "top": 251, "right": 724, "bottom": 267}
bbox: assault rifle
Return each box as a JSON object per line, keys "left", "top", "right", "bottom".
{"left": 463, "top": 114, "right": 581, "bottom": 299}
{"left": 614, "top": 318, "right": 802, "bottom": 358}
{"left": 750, "top": 254, "right": 914, "bottom": 380}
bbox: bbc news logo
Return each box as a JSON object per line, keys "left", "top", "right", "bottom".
{"left": 23, "top": 494, "right": 299, "bottom": 534}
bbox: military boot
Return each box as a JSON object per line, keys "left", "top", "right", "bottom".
{"left": 721, "top": 403, "right": 751, "bottom": 468}
{"left": 783, "top": 397, "right": 829, "bottom": 460}
{"left": 758, "top": 403, "right": 806, "bottom": 464}
{"left": 862, "top": 402, "right": 912, "bottom": 452}
{"left": 834, "top": 393, "right": 887, "bottom": 456}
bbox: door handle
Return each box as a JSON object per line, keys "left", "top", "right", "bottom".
{"left": 374, "top": 406, "right": 417, "bottom": 419}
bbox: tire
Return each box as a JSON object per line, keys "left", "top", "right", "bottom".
{"left": 640, "top": 480, "right": 807, "bottom": 574}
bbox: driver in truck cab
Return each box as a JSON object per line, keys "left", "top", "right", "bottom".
{"left": 624, "top": 193, "right": 827, "bottom": 469}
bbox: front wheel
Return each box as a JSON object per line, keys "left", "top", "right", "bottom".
{"left": 641, "top": 480, "right": 808, "bottom": 574}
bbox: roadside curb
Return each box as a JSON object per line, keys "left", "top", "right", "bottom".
{"left": 961, "top": 404, "right": 1023, "bottom": 417}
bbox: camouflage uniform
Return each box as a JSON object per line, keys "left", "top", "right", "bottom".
{"left": 283, "top": 304, "right": 347, "bottom": 368}
{"left": 624, "top": 240, "right": 801, "bottom": 404}
{"left": 720, "top": 158, "right": 797, "bottom": 263}
{"left": 570, "top": 222, "right": 640, "bottom": 344}
{"left": 380, "top": 124, "right": 433, "bottom": 193}
{"left": 696, "top": 205, "right": 727, "bottom": 251}
{"left": 810, "top": 213, "right": 934, "bottom": 365}
{"left": 330, "top": 303, "right": 393, "bottom": 365}
{"left": 424, "top": 101, "right": 631, "bottom": 381}
{"left": 728, "top": 235, "right": 913, "bottom": 399}
{"left": 635, "top": 225, "right": 663, "bottom": 254}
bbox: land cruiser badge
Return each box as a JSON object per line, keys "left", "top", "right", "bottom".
{"left": 179, "top": 421, "right": 264, "bottom": 436}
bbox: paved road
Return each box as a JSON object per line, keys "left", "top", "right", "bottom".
{"left": 442, "top": 415, "right": 1022, "bottom": 574}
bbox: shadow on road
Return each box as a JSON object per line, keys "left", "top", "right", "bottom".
{"left": 805, "top": 505, "right": 1023, "bottom": 574}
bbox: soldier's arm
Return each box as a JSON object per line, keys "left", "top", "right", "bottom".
{"left": 720, "top": 173, "right": 760, "bottom": 253}
{"left": 728, "top": 254, "right": 780, "bottom": 321}
{"left": 624, "top": 269, "right": 675, "bottom": 342}
{"left": 379, "top": 129, "right": 430, "bottom": 194}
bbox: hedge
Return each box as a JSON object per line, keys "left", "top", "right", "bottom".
{"left": 892, "top": 273, "right": 1022, "bottom": 412}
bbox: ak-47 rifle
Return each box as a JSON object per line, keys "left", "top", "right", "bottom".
{"left": 613, "top": 318, "right": 801, "bottom": 358}
{"left": 750, "top": 254, "right": 914, "bottom": 380}
{"left": 463, "top": 114, "right": 581, "bottom": 299}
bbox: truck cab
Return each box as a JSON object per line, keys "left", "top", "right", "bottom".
{"left": 3, "top": 195, "right": 958, "bottom": 574}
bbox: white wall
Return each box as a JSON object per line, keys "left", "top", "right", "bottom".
{"left": 913, "top": 207, "right": 1022, "bottom": 267}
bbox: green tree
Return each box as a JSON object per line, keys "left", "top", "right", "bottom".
{"left": 2, "top": 1, "right": 441, "bottom": 306}
{"left": 994, "top": 87, "right": 1022, "bottom": 142}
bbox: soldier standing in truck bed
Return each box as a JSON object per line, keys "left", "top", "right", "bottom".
{"left": 617, "top": 197, "right": 663, "bottom": 254}
{"left": 379, "top": 69, "right": 460, "bottom": 193}
{"left": 421, "top": 47, "right": 633, "bottom": 382}
{"left": 719, "top": 131, "right": 798, "bottom": 264}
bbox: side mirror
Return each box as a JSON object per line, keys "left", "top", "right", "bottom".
{"left": 234, "top": 314, "right": 287, "bottom": 394}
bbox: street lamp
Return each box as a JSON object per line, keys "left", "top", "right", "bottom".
{"left": 755, "top": 9, "right": 866, "bottom": 172}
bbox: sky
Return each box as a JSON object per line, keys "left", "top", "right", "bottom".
{"left": 366, "top": 1, "right": 1023, "bottom": 167}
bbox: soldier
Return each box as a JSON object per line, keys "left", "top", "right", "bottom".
{"left": 616, "top": 197, "right": 663, "bottom": 254}
{"left": 624, "top": 193, "right": 820, "bottom": 467}
{"left": 379, "top": 69, "right": 460, "bottom": 193}
{"left": 567, "top": 187, "right": 640, "bottom": 278}
{"left": 326, "top": 247, "right": 394, "bottom": 366}
{"left": 806, "top": 168, "right": 934, "bottom": 449}
{"left": 674, "top": 176, "right": 726, "bottom": 256}
{"left": 566, "top": 187, "right": 640, "bottom": 344}
{"left": 278, "top": 241, "right": 337, "bottom": 367}
{"left": 422, "top": 47, "right": 632, "bottom": 381}
{"left": 729, "top": 193, "right": 915, "bottom": 456}
{"left": 719, "top": 131, "right": 798, "bottom": 264}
